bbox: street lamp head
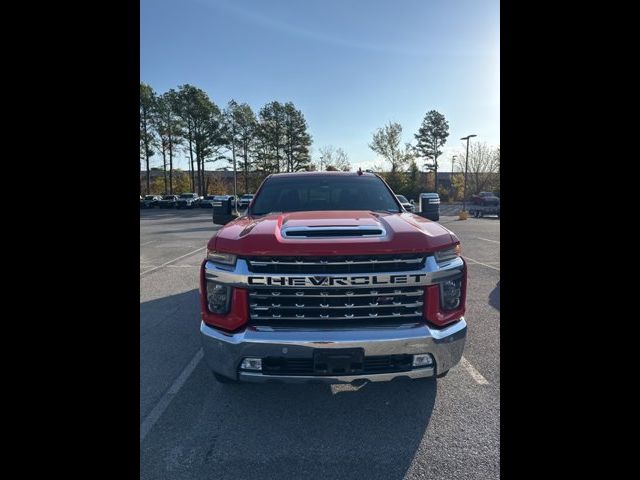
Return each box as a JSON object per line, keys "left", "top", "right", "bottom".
{"left": 460, "top": 134, "right": 477, "bottom": 141}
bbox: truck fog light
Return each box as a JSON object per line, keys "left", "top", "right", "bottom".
{"left": 207, "top": 282, "right": 231, "bottom": 314}
{"left": 441, "top": 278, "right": 462, "bottom": 311}
{"left": 412, "top": 354, "right": 434, "bottom": 367}
{"left": 240, "top": 358, "right": 262, "bottom": 371}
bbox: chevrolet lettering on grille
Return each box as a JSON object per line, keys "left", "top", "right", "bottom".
{"left": 247, "top": 273, "right": 429, "bottom": 287}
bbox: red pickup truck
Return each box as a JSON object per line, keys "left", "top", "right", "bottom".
{"left": 199, "top": 171, "right": 467, "bottom": 384}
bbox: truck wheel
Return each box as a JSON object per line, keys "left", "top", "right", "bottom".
{"left": 474, "top": 211, "right": 480, "bottom": 218}
{"left": 213, "top": 372, "right": 238, "bottom": 384}
{"left": 436, "top": 370, "right": 449, "bottom": 378}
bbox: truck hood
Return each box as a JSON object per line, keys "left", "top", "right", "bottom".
{"left": 210, "top": 211, "right": 457, "bottom": 256}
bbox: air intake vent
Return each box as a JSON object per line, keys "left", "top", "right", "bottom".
{"left": 281, "top": 226, "right": 385, "bottom": 238}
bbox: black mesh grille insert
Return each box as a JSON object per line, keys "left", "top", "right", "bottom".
{"left": 260, "top": 354, "right": 414, "bottom": 376}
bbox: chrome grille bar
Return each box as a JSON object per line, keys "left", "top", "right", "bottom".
{"left": 248, "top": 285, "right": 425, "bottom": 326}
{"left": 250, "top": 301, "right": 423, "bottom": 310}
{"left": 251, "top": 312, "right": 423, "bottom": 321}
{"left": 249, "top": 257, "right": 423, "bottom": 267}
{"left": 248, "top": 289, "right": 423, "bottom": 298}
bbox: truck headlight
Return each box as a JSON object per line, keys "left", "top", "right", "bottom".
{"left": 207, "top": 282, "right": 232, "bottom": 314}
{"left": 440, "top": 278, "right": 462, "bottom": 311}
{"left": 207, "top": 250, "right": 237, "bottom": 266}
{"left": 434, "top": 244, "right": 461, "bottom": 262}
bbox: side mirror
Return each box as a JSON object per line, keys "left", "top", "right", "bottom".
{"left": 212, "top": 197, "right": 236, "bottom": 225}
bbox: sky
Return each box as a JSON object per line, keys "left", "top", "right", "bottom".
{"left": 140, "top": 0, "right": 499, "bottom": 172}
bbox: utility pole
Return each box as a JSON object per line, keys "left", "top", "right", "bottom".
{"left": 460, "top": 135, "right": 477, "bottom": 212}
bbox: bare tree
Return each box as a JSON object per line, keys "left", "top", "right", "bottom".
{"left": 317, "top": 145, "right": 352, "bottom": 171}
{"left": 454, "top": 142, "right": 500, "bottom": 195}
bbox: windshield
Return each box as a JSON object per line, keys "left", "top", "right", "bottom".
{"left": 241, "top": 195, "right": 253, "bottom": 199}
{"left": 396, "top": 195, "right": 408, "bottom": 203}
{"left": 205, "top": 196, "right": 216, "bottom": 200}
{"left": 251, "top": 175, "right": 401, "bottom": 215}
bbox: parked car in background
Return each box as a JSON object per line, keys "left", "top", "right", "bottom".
{"left": 200, "top": 195, "right": 218, "bottom": 208}
{"left": 140, "top": 195, "right": 162, "bottom": 208}
{"left": 158, "top": 195, "right": 178, "bottom": 208}
{"left": 176, "top": 192, "right": 202, "bottom": 209}
{"left": 237, "top": 194, "right": 254, "bottom": 209}
{"left": 396, "top": 194, "right": 414, "bottom": 213}
{"left": 471, "top": 191, "right": 500, "bottom": 206}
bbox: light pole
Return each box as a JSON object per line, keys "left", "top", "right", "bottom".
{"left": 450, "top": 155, "right": 457, "bottom": 200}
{"left": 460, "top": 135, "right": 477, "bottom": 212}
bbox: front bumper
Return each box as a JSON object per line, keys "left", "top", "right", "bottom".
{"left": 200, "top": 318, "right": 466, "bottom": 383}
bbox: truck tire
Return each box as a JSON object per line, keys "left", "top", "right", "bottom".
{"left": 436, "top": 370, "right": 449, "bottom": 378}
{"left": 213, "top": 372, "right": 238, "bottom": 384}
{"left": 474, "top": 210, "right": 480, "bottom": 218}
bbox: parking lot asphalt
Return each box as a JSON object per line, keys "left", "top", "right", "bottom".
{"left": 140, "top": 209, "right": 500, "bottom": 480}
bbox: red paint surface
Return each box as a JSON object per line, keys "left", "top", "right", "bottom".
{"left": 208, "top": 211, "right": 457, "bottom": 256}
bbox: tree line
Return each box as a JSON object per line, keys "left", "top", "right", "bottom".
{"left": 140, "top": 82, "right": 314, "bottom": 196}
{"left": 368, "top": 111, "right": 499, "bottom": 201}
{"left": 141, "top": 82, "right": 498, "bottom": 201}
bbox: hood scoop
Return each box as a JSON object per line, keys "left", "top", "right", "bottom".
{"left": 281, "top": 225, "right": 385, "bottom": 239}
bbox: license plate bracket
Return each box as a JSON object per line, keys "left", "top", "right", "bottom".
{"left": 313, "top": 348, "right": 364, "bottom": 375}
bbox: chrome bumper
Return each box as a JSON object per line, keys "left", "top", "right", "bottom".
{"left": 200, "top": 318, "right": 466, "bottom": 384}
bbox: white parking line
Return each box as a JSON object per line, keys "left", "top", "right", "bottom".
{"left": 140, "top": 240, "right": 156, "bottom": 247}
{"left": 476, "top": 237, "right": 500, "bottom": 244}
{"left": 140, "top": 348, "right": 204, "bottom": 442}
{"left": 464, "top": 256, "right": 500, "bottom": 271}
{"left": 140, "top": 247, "right": 205, "bottom": 276}
{"left": 460, "top": 356, "right": 490, "bottom": 385}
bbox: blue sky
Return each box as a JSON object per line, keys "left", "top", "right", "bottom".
{"left": 141, "top": 0, "right": 499, "bottom": 171}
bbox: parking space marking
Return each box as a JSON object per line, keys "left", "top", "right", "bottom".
{"left": 461, "top": 356, "right": 490, "bottom": 385}
{"left": 140, "top": 348, "right": 204, "bottom": 442}
{"left": 476, "top": 237, "right": 500, "bottom": 244}
{"left": 140, "top": 247, "right": 206, "bottom": 276}
{"left": 140, "top": 240, "right": 156, "bottom": 247}
{"left": 464, "top": 256, "right": 500, "bottom": 271}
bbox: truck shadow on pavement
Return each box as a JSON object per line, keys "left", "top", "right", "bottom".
{"left": 140, "top": 289, "right": 438, "bottom": 480}
{"left": 489, "top": 280, "right": 500, "bottom": 311}
{"left": 206, "top": 379, "right": 438, "bottom": 479}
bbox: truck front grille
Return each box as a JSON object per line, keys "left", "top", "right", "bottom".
{"left": 245, "top": 254, "right": 426, "bottom": 274}
{"left": 248, "top": 286, "right": 424, "bottom": 327}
